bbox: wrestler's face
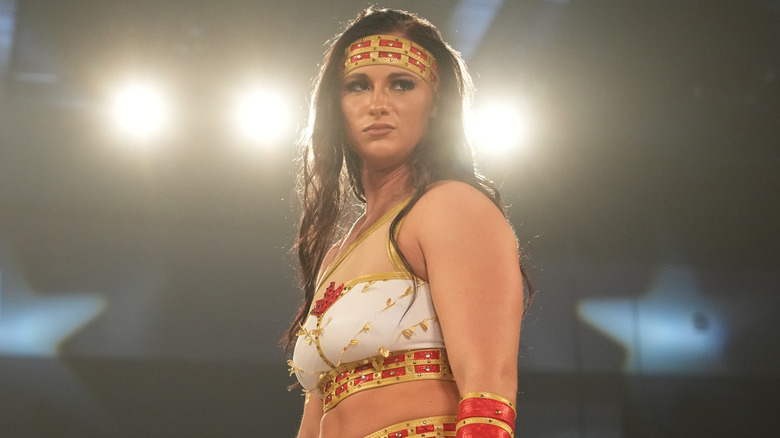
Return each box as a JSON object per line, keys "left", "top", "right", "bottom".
{"left": 340, "top": 64, "right": 437, "bottom": 171}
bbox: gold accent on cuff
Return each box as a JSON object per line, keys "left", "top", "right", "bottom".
{"left": 456, "top": 417, "right": 515, "bottom": 437}
{"left": 459, "top": 391, "right": 517, "bottom": 412}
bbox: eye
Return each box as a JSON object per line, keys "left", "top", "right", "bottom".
{"left": 345, "top": 80, "right": 369, "bottom": 92}
{"left": 391, "top": 79, "right": 417, "bottom": 91}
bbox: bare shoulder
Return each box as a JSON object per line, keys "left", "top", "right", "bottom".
{"left": 409, "top": 180, "right": 507, "bottom": 226}
{"left": 403, "top": 180, "right": 516, "bottom": 252}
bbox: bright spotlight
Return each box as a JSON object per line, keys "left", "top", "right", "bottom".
{"left": 470, "top": 100, "right": 533, "bottom": 153}
{"left": 233, "top": 88, "right": 291, "bottom": 145}
{"left": 109, "top": 81, "right": 170, "bottom": 141}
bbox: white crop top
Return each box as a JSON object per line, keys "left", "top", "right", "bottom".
{"left": 291, "top": 200, "right": 445, "bottom": 397}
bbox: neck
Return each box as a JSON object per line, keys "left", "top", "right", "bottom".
{"left": 360, "top": 163, "right": 413, "bottom": 222}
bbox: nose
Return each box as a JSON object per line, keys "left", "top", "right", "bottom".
{"left": 368, "top": 88, "right": 389, "bottom": 116}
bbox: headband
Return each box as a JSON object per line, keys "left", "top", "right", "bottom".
{"left": 342, "top": 34, "right": 439, "bottom": 88}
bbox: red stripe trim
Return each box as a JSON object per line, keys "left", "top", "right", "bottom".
{"left": 383, "top": 353, "right": 405, "bottom": 365}
{"left": 379, "top": 39, "right": 403, "bottom": 48}
{"left": 353, "top": 374, "right": 373, "bottom": 386}
{"left": 414, "top": 364, "right": 440, "bottom": 374}
{"left": 381, "top": 366, "right": 406, "bottom": 378}
{"left": 413, "top": 350, "right": 440, "bottom": 360}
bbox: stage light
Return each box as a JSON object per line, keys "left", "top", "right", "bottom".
{"left": 109, "top": 81, "right": 170, "bottom": 141}
{"left": 470, "top": 100, "right": 533, "bottom": 154}
{"left": 232, "top": 88, "right": 291, "bottom": 145}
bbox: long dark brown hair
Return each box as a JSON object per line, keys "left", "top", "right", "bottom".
{"left": 283, "top": 7, "right": 532, "bottom": 350}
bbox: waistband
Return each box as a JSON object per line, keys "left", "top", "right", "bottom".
{"left": 319, "top": 348, "right": 454, "bottom": 412}
{"left": 363, "top": 415, "right": 457, "bottom": 438}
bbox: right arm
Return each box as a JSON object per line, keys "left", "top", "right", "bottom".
{"left": 296, "top": 392, "right": 323, "bottom": 438}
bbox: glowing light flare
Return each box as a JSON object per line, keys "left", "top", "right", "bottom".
{"left": 469, "top": 100, "right": 533, "bottom": 154}
{"left": 109, "top": 81, "right": 171, "bottom": 141}
{"left": 232, "top": 88, "right": 291, "bottom": 145}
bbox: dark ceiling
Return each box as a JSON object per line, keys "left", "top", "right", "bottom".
{"left": 1, "top": 0, "right": 778, "bottom": 272}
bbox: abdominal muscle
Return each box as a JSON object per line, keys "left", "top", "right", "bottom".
{"left": 318, "top": 380, "right": 459, "bottom": 438}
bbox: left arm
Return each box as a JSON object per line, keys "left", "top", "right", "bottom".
{"left": 410, "top": 181, "right": 524, "bottom": 433}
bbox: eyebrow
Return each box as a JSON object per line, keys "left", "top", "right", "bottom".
{"left": 387, "top": 71, "right": 418, "bottom": 80}
{"left": 342, "top": 72, "right": 368, "bottom": 82}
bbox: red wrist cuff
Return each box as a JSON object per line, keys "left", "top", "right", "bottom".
{"left": 455, "top": 392, "right": 516, "bottom": 437}
{"left": 455, "top": 421, "right": 513, "bottom": 438}
{"left": 456, "top": 396, "right": 516, "bottom": 425}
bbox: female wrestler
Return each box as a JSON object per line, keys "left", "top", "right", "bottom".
{"left": 285, "top": 7, "right": 530, "bottom": 438}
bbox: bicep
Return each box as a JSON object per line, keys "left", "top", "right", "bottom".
{"left": 415, "top": 184, "right": 524, "bottom": 399}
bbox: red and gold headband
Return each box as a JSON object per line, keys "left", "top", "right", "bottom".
{"left": 342, "top": 34, "right": 439, "bottom": 88}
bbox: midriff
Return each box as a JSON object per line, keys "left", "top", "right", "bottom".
{"left": 318, "top": 379, "right": 459, "bottom": 438}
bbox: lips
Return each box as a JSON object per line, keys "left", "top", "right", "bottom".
{"left": 363, "top": 123, "right": 395, "bottom": 136}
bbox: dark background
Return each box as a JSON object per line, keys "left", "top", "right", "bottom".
{"left": 1, "top": 0, "right": 778, "bottom": 436}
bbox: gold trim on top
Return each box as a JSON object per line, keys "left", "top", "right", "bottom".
{"left": 386, "top": 215, "right": 408, "bottom": 272}
{"left": 316, "top": 198, "right": 411, "bottom": 292}
{"left": 305, "top": 198, "right": 414, "bottom": 377}
{"left": 345, "top": 271, "right": 413, "bottom": 290}
{"left": 313, "top": 298, "right": 342, "bottom": 368}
